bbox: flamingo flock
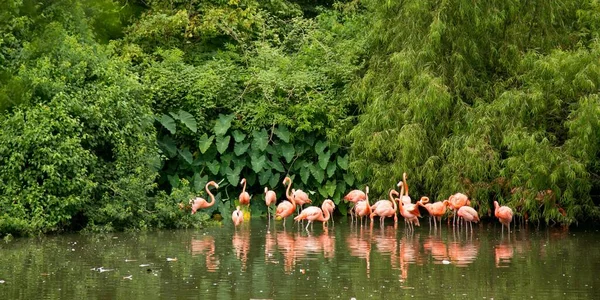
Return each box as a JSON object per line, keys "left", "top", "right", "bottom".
{"left": 187, "top": 172, "right": 514, "bottom": 235}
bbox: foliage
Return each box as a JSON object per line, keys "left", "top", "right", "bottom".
{"left": 349, "top": 0, "right": 600, "bottom": 225}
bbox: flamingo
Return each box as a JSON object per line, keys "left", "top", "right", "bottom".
{"left": 457, "top": 206, "right": 479, "bottom": 232}
{"left": 419, "top": 197, "right": 449, "bottom": 228}
{"left": 264, "top": 187, "right": 277, "bottom": 221}
{"left": 448, "top": 192, "right": 470, "bottom": 225}
{"left": 239, "top": 178, "right": 250, "bottom": 206}
{"left": 494, "top": 201, "right": 514, "bottom": 236}
{"left": 397, "top": 182, "right": 420, "bottom": 231}
{"left": 275, "top": 176, "right": 296, "bottom": 228}
{"left": 190, "top": 181, "right": 219, "bottom": 214}
{"left": 321, "top": 200, "right": 336, "bottom": 227}
{"left": 293, "top": 199, "right": 334, "bottom": 231}
{"left": 232, "top": 206, "right": 243, "bottom": 226}
{"left": 292, "top": 188, "right": 312, "bottom": 216}
{"left": 354, "top": 186, "right": 371, "bottom": 226}
{"left": 344, "top": 189, "right": 367, "bottom": 222}
{"left": 369, "top": 189, "right": 399, "bottom": 227}
{"left": 417, "top": 197, "right": 435, "bottom": 228}
{"left": 397, "top": 173, "right": 421, "bottom": 218}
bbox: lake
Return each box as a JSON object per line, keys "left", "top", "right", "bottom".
{"left": 0, "top": 218, "right": 599, "bottom": 299}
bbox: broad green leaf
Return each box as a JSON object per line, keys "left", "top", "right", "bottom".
{"left": 216, "top": 135, "right": 231, "bottom": 154}
{"left": 304, "top": 134, "right": 315, "bottom": 146}
{"left": 158, "top": 135, "right": 177, "bottom": 158}
{"left": 318, "top": 186, "right": 328, "bottom": 198}
{"left": 318, "top": 151, "right": 331, "bottom": 169}
{"left": 206, "top": 161, "right": 220, "bottom": 175}
{"left": 344, "top": 173, "right": 355, "bottom": 186}
{"left": 198, "top": 134, "right": 214, "bottom": 154}
{"left": 251, "top": 154, "right": 267, "bottom": 173}
{"left": 280, "top": 143, "right": 295, "bottom": 163}
{"left": 232, "top": 156, "right": 248, "bottom": 169}
{"left": 259, "top": 169, "right": 272, "bottom": 185}
{"left": 221, "top": 153, "right": 234, "bottom": 164}
{"left": 192, "top": 173, "right": 208, "bottom": 193}
{"left": 245, "top": 172, "right": 257, "bottom": 186}
{"left": 148, "top": 154, "right": 162, "bottom": 172}
{"left": 232, "top": 130, "right": 247, "bottom": 143}
{"left": 159, "top": 114, "right": 176, "bottom": 134}
{"left": 214, "top": 114, "right": 235, "bottom": 136}
{"left": 300, "top": 166, "right": 310, "bottom": 184}
{"left": 315, "top": 140, "right": 327, "bottom": 154}
{"left": 337, "top": 154, "right": 349, "bottom": 170}
{"left": 167, "top": 174, "right": 180, "bottom": 188}
{"left": 178, "top": 148, "right": 193, "bottom": 165}
{"left": 251, "top": 129, "right": 269, "bottom": 151}
{"left": 178, "top": 110, "right": 197, "bottom": 133}
{"left": 226, "top": 167, "right": 242, "bottom": 186}
{"left": 234, "top": 142, "right": 250, "bottom": 156}
{"left": 268, "top": 158, "right": 285, "bottom": 172}
{"left": 310, "top": 165, "right": 324, "bottom": 184}
{"left": 266, "top": 144, "right": 279, "bottom": 156}
{"left": 326, "top": 161, "right": 337, "bottom": 177}
{"left": 325, "top": 180, "right": 337, "bottom": 197}
{"left": 274, "top": 125, "right": 291, "bottom": 143}
{"left": 338, "top": 203, "right": 347, "bottom": 215}
{"left": 269, "top": 173, "right": 280, "bottom": 188}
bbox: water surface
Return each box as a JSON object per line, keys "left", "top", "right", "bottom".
{"left": 0, "top": 219, "right": 599, "bottom": 299}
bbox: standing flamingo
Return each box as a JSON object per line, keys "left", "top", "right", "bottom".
{"left": 275, "top": 176, "right": 296, "bottom": 228}
{"left": 292, "top": 189, "right": 312, "bottom": 216}
{"left": 239, "top": 178, "right": 250, "bottom": 206}
{"left": 397, "top": 182, "right": 420, "bottom": 230}
{"left": 419, "top": 197, "right": 449, "bottom": 228}
{"left": 397, "top": 173, "right": 412, "bottom": 205}
{"left": 321, "top": 200, "right": 336, "bottom": 227}
{"left": 190, "top": 181, "right": 219, "bottom": 214}
{"left": 232, "top": 206, "right": 243, "bottom": 226}
{"left": 448, "top": 193, "right": 470, "bottom": 226}
{"left": 293, "top": 199, "right": 334, "bottom": 231}
{"left": 369, "top": 189, "right": 399, "bottom": 227}
{"left": 494, "top": 201, "right": 514, "bottom": 236}
{"left": 264, "top": 187, "right": 277, "bottom": 221}
{"left": 354, "top": 186, "right": 371, "bottom": 226}
{"left": 344, "top": 188, "right": 367, "bottom": 222}
{"left": 457, "top": 206, "right": 479, "bottom": 232}
{"left": 418, "top": 197, "right": 435, "bottom": 228}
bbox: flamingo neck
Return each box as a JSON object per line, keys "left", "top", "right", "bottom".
{"left": 321, "top": 204, "right": 331, "bottom": 222}
{"left": 403, "top": 173, "right": 409, "bottom": 197}
{"left": 206, "top": 183, "right": 216, "bottom": 207}
{"left": 389, "top": 190, "right": 397, "bottom": 212}
{"left": 285, "top": 179, "right": 293, "bottom": 201}
{"left": 242, "top": 180, "right": 247, "bottom": 194}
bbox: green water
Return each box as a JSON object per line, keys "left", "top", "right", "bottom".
{"left": 0, "top": 219, "right": 599, "bottom": 299}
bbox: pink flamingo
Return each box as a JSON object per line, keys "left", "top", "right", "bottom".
{"left": 321, "top": 200, "right": 336, "bottom": 227}
{"left": 494, "top": 201, "right": 514, "bottom": 236}
{"left": 292, "top": 188, "right": 312, "bottom": 218}
{"left": 190, "top": 181, "right": 219, "bottom": 214}
{"left": 232, "top": 206, "right": 243, "bottom": 226}
{"left": 397, "top": 182, "right": 420, "bottom": 230}
{"left": 293, "top": 199, "right": 334, "bottom": 231}
{"left": 448, "top": 193, "right": 470, "bottom": 225}
{"left": 457, "top": 206, "right": 479, "bottom": 232}
{"left": 354, "top": 186, "right": 371, "bottom": 226}
{"left": 398, "top": 173, "right": 421, "bottom": 218}
{"left": 264, "top": 187, "right": 277, "bottom": 221}
{"left": 369, "top": 189, "right": 399, "bottom": 227}
{"left": 275, "top": 176, "right": 296, "bottom": 228}
{"left": 344, "top": 188, "right": 367, "bottom": 222}
{"left": 239, "top": 178, "right": 250, "bottom": 206}
{"left": 419, "top": 197, "right": 449, "bottom": 228}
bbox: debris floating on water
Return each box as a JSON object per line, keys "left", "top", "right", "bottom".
{"left": 167, "top": 257, "right": 178, "bottom": 262}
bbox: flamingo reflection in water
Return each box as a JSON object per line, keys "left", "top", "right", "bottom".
{"left": 423, "top": 236, "right": 449, "bottom": 264}
{"left": 494, "top": 242, "right": 514, "bottom": 268}
{"left": 447, "top": 239, "right": 480, "bottom": 267}
{"left": 346, "top": 226, "right": 372, "bottom": 278}
{"left": 273, "top": 229, "right": 335, "bottom": 274}
{"left": 232, "top": 227, "right": 251, "bottom": 271}
{"left": 190, "top": 236, "right": 220, "bottom": 272}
